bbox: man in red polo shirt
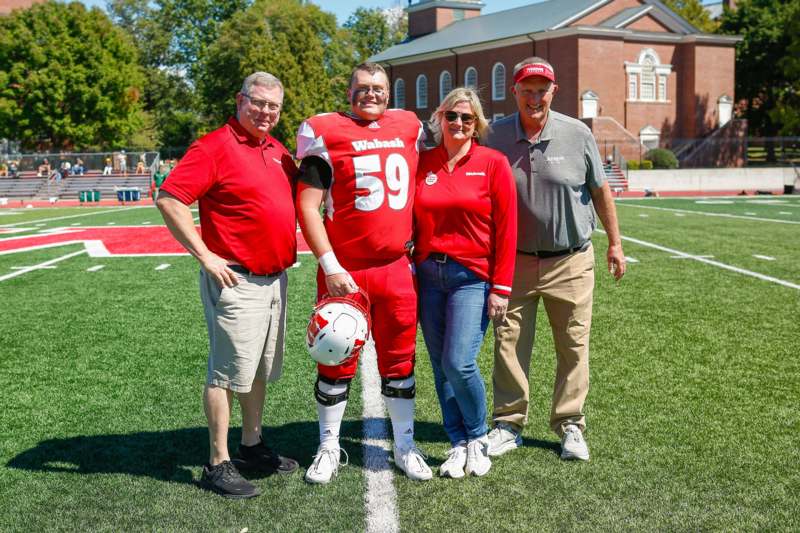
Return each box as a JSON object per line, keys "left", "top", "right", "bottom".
{"left": 157, "top": 71, "right": 299, "bottom": 499}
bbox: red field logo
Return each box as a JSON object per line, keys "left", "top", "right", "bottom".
{"left": 0, "top": 226, "right": 311, "bottom": 256}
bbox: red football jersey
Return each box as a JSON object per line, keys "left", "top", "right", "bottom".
{"left": 296, "top": 110, "right": 423, "bottom": 266}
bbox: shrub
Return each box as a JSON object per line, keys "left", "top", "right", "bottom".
{"left": 645, "top": 148, "right": 679, "bottom": 169}
{"left": 627, "top": 160, "right": 640, "bottom": 170}
{"left": 641, "top": 160, "right": 654, "bottom": 170}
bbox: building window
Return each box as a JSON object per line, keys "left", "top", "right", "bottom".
{"left": 640, "top": 55, "right": 656, "bottom": 101}
{"left": 416, "top": 74, "right": 428, "bottom": 109}
{"left": 492, "top": 113, "right": 505, "bottom": 122}
{"left": 625, "top": 48, "right": 672, "bottom": 103}
{"left": 492, "top": 63, "right": 505, "bottom": 101}
{"left": 628, "top": 73, "right": 638, "bottom": 100}
{"left": 453, "top": 9, "right": 464, "bottom": 21}
{"left": 640, "top": 125, "right": 660, "bottom": 150}
{"left": 394, "top": 78, "right": 405, "bottom": 109}
{"left": 718, "top": 95, "right": 733, "bottom": 126}
{"left": 581, "top": 90, "right": 599, "bottom": 119}
{"left": 464, "top": 67, "right": 477, "bottom": 89}
{"left": 439, "top": 71, "right": 452, "bottom": 102}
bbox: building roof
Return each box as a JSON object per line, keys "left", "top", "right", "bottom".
{"left": 371, "top": 0, "right": 705, "bottom": 63}
{"left": 0, "top": 0, "right": 44, "bottom": 15}
{"left": 705, "top": 1, "right": 724, "bottom": 20}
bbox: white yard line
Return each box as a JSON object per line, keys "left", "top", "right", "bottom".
{"left": 753, "top": 255, "right": 776, "bottom": 261}
{"left": 155, "top": 263, "right": 171, "bottom": 270}
{"left": 87, "top": 265, "right": 106, "bottom": 272}
{"left": 597, "top": 230, "right": 800, "bottom": 290}
{"left": 360, "top": 343, "right": 399, "bottom": 533}
{"left": 617, "top": 203, "right": 800, "bottom": 224}
{"left": 625, "top": 256, "right": 639, "bottom": 263}
{"left": 0, "top": 206, "right": 142, "bottom": 228}
{"left": 0, "top": 250, "right": 86, "bottom": 282}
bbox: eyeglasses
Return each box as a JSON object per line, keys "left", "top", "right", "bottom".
{"left": 444, "top": 111, "right": 476, "bottom": 125}
{"left": 353, "top": 86, "right": 387, "bottom": 98}
{"left": 242, "top": 93, "right": 282, "bottom": 112}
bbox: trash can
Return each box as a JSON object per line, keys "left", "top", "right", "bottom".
{"left": 116, "top": 188, "right": 140, "bottom": 202}
{"left": 92, "top": 190, "right": 101, "bottom": 202}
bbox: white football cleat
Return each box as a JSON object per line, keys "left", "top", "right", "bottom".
{"left": 439, "top": 441, "right": 467, "bottom": 479}
{"left": 305, "top": 443, "right": 348, "bottom": 484}
{"left": 394, "top": 443, "right": 433, "bottom": 481}
{"left": 465, "top": 436, "right": 492, "bottom": 477}
{"left": 560, "top": 424, "right": 590, "bottom": 461}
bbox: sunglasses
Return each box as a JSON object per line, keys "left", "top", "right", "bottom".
{"left": 444, "top": 111, "right": 476, "bottom": 125}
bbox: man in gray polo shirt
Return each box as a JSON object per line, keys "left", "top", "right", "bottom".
{"left": 485, "top": 57, "right": 626, "bottom": 461}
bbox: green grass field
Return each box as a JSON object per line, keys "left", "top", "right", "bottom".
{"left": 1, "top": 196, "right": 798, "bottom": 532}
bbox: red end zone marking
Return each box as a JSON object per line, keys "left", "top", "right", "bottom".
{"left": 0, "top": 226, "right": 311, "bottom": 256}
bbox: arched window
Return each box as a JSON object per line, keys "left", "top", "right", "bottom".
{"left": 416, "top": 74, "right": 428, "bottom": 109}
{"left": 626, "top": 48, "right": 671, "bottom": 103}
{"left": 464, "top": 67, "right": 478, "bottom": 89}
{"left": 439, "top": 71, "right": 452, "bottom": 102}
{"left": 394, "top": 78, "right": 405, "bottom": 109}
{"left": 492, "top": 63, "right": 505, "bottom": 101}
{"left": 640, "top": 54, "right": 656, "bottom": 101}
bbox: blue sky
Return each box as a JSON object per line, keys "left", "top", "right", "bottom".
{"left": 77, "top": 1, "right": 542, "bottom": 23}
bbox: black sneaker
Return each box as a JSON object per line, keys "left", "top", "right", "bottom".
{"left": 200, "top": 460, "right": 261, "bottom": 499}
{"left": 232, "top": 439, "right": 299, "bottom": 475}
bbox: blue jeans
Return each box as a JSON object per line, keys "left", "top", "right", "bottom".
{"left": 418, "top": 257, "right": 490, "bottom": 445}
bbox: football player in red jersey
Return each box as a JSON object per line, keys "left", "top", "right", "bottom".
{"left": 296, "top": 62, "right": 432, "bottom": 483}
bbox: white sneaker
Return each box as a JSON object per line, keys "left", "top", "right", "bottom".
{"left": 487, "top": 422, "right": 522, "bottom": 457}
{"left": 560, "top": 424, "right": 590, "bottom": 461}
{"left": 439, "top": 441, "right": 467, "bottom": 479}
{"left": 305, "top": 443, "right": 348, "bottom": 484}
{"left": 465, "top": 436, "right": 491, "bottom": 477}
{"left": 393, "top": 443, "right": 433, "bottom": 481}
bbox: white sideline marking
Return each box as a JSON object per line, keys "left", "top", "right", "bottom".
{"left": 625, "top": 256, "right": 639, "bottom": 263}
{"left": 745, "top": 212, "right": 757, "bottom": 215}
{"left": 779, "top": 211, "right": 792, "bottom": 215}
{"left": 36, "top": 223, "right": 46, "bottom": 227}
{"left": 696, "top": 200, "right": 733, "bottom": 204}
{"left": 671, "top": 254, "right": 714, "bottom": 259}
{"left": 107, "top": 222, "right": 116, "bottom": 225}
{"left": 71, "top": 223, "right": 81, "bottom": 226}
{"left": 0, "top": 250, "right": 86, "bottom": 282}
{"left": 0, "top": 206, "right": 141, "bottom": 228}
{"left": 618, "top": 203, "right": 800, "bottom": 224}
{"left": 155, "top": 263, "right": 171, "bottom": 270}
{"left": 753, "top": 255, "right": 776, "bottom": 261}
{"left": 360, "top": 343, "right": 399, "bottom": 533}
{"left": 142, "top": 221, "right": 151, "bottom": 225}
{"left": 638, "top": 214, "right": 649, "bottom": 217}
{"left": 674, "top": 213, "right": 685, "bottom": 217}
{"left": 11, "top": 265, "right": 56, "bottom": 270}
{"left": 87, "top": 265, "right": 105, "bottom": 272}
{"left": 597, "top": 230, "right": 800, "bottom": 290}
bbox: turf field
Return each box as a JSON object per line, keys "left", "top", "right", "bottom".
{"left": 1, "top": 196, "right": 798, "bottom": 532}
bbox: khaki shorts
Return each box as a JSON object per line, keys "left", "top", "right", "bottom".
{"left": 199, "top": 268, "right": 287, "bottom": 393}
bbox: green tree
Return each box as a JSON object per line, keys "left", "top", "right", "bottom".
{"left": 344, "top": 7, "right": 407, "bottom": 63}
{"left": 720, "top": 0, "right": 797, "bottom": 139}
{"left": 198, "top": 0, "right": 353, "bottom": 150}
{"left": 772, "top": 4, "right": 800, "bottom": 135}
{"left": 0, "top": 1, "right": 145, "bottom": 150}
{"left": 663, "top": 0, "right": 719, "bottom": 33}
{"left": 106, "top": 0, "right": 250, "bottom": 149}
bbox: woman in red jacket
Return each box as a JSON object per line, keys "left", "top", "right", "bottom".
{"left": 414, "top": 88, "right": 517, "bottom": 478}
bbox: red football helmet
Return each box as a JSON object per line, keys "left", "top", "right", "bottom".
{"left": 306, "top": 290, "right": 371, "bottom": 366}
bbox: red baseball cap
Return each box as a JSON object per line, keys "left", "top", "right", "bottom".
{"left": 513, "top": 63, "right": 556, "bottom": 84}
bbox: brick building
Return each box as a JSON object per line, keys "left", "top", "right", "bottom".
{"left": 371, "top": 0, "right": 743, "bottom": 164}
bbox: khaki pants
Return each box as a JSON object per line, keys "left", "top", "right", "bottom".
{"left": 492, "top": 244, "right": 594, "bottom": 436}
